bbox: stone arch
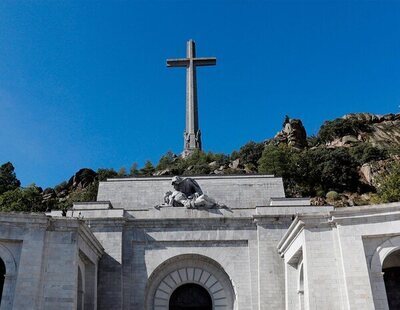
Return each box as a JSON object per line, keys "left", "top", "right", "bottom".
{"left": 145, "top": 254, "right": 236, "bottom": 310}
{"left": 370, "top": 236, "right": 400, "bottom": 310}
{"left": 0, "top": 243, "right": 17, "bottom": 309}
{"left": 382, "top": 249, "right": 400, "bottom": 309}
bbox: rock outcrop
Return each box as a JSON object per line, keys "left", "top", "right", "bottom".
{"left": 359, "top": 156, "right": 399, "bottom": 186}
{"left": 67, "top": 168, "right": 97, "bottom": 191}
{"left": 328, "top": 113, "right": 400, "bottom": 148}
{"left": 273, "top": 117, "right": 307, "bottom": 149}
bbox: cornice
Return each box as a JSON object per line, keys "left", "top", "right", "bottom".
{"left": 77, "top": 221, "right": 104, "bottom": 257}
{"left": 277, "top": 217, "right": 304, "bottom": 257}
{"left": 331, "top": 203, "right": 400, "bottom": 225}
{"left": 0, "top": 212, "right": 49, "bottom": 227}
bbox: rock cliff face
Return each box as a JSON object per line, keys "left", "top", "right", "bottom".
{"left": 327, "top": 113, "right": 400, "bottom": 148}
{"left": 42, "top": 168, "right": 98, "bottom": 207}
{"left": 67, "top": 168, "right": 97, "bottom": 190}
{"left": 359, "top": 156, "right": 400, "bottom": 187}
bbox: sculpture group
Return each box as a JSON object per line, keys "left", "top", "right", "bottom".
{"left": 162, "top": 176, "right": 218, "bottom": 209}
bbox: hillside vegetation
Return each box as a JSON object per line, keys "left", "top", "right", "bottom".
{"left": 1, "top": 112, "right": 400, "bottom": 212}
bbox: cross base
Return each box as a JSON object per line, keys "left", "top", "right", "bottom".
{"left": 183, "top": 130, "right": 201, "bottom": 158}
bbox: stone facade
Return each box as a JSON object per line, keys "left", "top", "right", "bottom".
{"left": 1, "top": 175, "right": 400, "bottom": 309}
{"left": 278, "top": 203, "right": 400, "bottom": 310}
{"left": 0, "top": 212, "right": 103, "bottom": 310}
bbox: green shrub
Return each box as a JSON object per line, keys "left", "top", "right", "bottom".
{"left": 349, "top": 143, "right": 388, "bottom": 165}
{"left": 326, "top": 191, "right": 339, "bottom": 200}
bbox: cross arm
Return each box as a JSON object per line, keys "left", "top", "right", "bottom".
{"left": 166, "top": 58, "right": 190, "bottom": 67}
{"left": 193, "top": 57, "right": 217, "bottom": 66}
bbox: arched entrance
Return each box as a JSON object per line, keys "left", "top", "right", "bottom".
{"left": 169, "top": 283, "right": 212, "bottom": 310}
{"left": 370, "top": 236, "right": 400, "bottom": 309}
{"left": 382, "top": 249, "right": 400, "bottom": 309}
{"left": 0, "top": 257, "right": 5, "bottom": 304}
{"left": 0, "top": 244, "right": 17, "bottom": 309}
{"left": 145, "top": 254, "right": 236, "bottom": 310}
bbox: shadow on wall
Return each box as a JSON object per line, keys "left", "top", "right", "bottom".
{"left": 97, "top": 253, "right": 122, "bottom": 309}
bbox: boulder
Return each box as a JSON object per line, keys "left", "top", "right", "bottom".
{"left": 359, "top": 157, "right": 399, "bottom": 187}
{"left": 342, "top": 135, "right": 359, "bottom": 144}
{"left": 229, "top": 159, "right": 241, "bottom": 169}
{"left": 208, "top": 161, "right": 218, "bottom": 168}
{"left": 154, "top": 169, "right": 172, "bottom": 176}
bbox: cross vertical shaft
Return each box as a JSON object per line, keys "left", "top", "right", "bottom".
{"left": 167, "top": 40, "right": 216, "bottom": 157}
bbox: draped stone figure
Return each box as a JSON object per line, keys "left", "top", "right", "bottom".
{"left": 163, "top": 176, "right": 218, "bottom": 209}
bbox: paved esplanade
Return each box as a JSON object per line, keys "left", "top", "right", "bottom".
{"left": 167, "top": 40, "right": 216, "bottom": 156}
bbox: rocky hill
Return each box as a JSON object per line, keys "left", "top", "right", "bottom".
{"left": 322, "top": 113, "right": 400, "bottom": 148}
{"left": 1, "top": 112, "right": 400, "bottom": 212}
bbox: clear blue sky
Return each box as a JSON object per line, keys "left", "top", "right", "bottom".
{"left": 0, "top": 1, "right": 399, "bottom": 188}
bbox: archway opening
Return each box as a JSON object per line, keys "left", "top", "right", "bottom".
{"left": 383, "top": 249, "right": 400, "bottom": 309}
{"left": 169, "top": 283, "right": 212, "bottom": 310}
{"left": 0, "top": 258, "right": 5, "bottom": 305}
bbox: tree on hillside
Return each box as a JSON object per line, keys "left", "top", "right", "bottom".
{"left": 258, "top": 144, "right": 294, "bottom": 177}
{"left": 231, "top": 141, "right": 264, "bottom": 167}
{"left": 118, "top": 167, "right": 127, "bottom": 177}
{"left": 377, "top": 162, "right": 400, "bottom": 203}
{"left": 157, "top": 151, "right": 176, "bottom": 171}
{"left": 0, "top": 162, "right": 21, "bottom": 195}
{"left": 97, "top": 168, "right": 118, "bottom": 181}
{"left": 140, "top": 160, "right": 155, "bottom": 176}
{"left": 0, "top": 184, "right": 43, "bottom": 212}
{"left": 295, "top": 147, "right": 360, "bottom": 195}
{"left": 129, "top": 163, "right": 139, "bottom": 176}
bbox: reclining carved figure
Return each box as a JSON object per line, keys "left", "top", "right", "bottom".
{"left": 163, "top": 176, "right": 217, "bottom": 209}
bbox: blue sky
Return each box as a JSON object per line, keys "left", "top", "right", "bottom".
{"left": 0, "top": 1, "right": 399, "bottom": 188}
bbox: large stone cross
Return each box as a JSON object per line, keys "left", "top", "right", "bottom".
{"left": 167, "top": 40, "right": 216, "bottom": 157}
